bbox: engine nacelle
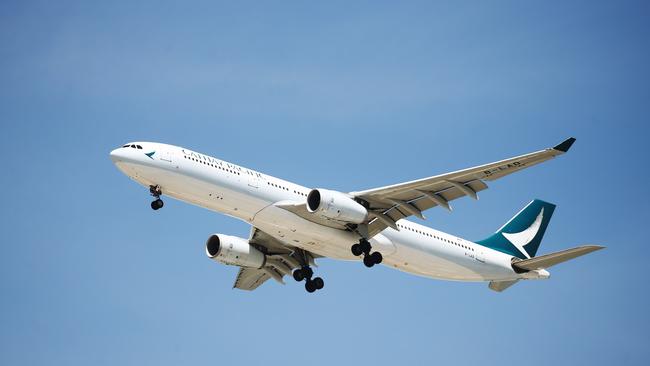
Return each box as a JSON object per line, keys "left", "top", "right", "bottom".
{"left": 205, "top": 234, "right": 266, "bottom": 268}
{"left": 306, "top": 188, "right": 368, "bottom": 224}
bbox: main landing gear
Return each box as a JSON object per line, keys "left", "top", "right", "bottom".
{"left": 351, "top": 239, "right": 383, "bottom": 268}
{"left": 292, "top": 265, "right": 324, "bottom": 293}
{"left": 149, "top": 185, "right": 164, "bottom": 210}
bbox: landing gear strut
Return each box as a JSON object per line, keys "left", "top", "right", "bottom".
{"left": 351, "top": 238, "right": 383, "bottom": 268}
{"left": 149, "top": 185, "right": 164, "bottom": 210}
{"left": 292, "top": 265, "right": 324, "bottom": 293}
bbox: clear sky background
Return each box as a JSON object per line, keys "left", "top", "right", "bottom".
{"left": 1, "top": 1, "right": 649, "bottom": 365}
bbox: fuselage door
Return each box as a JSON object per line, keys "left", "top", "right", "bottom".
{"left": 247, "top": 170, "right": 261, "bottom": 188}
{"left": 475, "top": 248, "right": 486, "bottom": 263}
{"left": 160, "top": 149, "right": 173, "bottom": 163}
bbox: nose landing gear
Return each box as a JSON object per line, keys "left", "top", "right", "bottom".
{"left": 149, "top": 185, "right": 164, "bottom": 210}
{"left": 351, "top": 239, "right": 383, "bottom": 268}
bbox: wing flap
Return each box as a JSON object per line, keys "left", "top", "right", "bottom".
{"left": 233, "top": 267, "right": 271, "bottom": 291}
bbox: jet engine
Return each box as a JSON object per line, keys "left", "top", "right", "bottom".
{"left": 205, "top": 234, "right": 266, "bottom": 268}
{"left": 306, "top": 188, "right": 368, "bottom": 224}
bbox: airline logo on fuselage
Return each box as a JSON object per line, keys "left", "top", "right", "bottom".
{"left": 181, "top": 149, "right": 245, "bottom": 173}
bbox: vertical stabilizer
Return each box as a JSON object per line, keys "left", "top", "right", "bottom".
{"left": 477, "top": 200, "right": 556, "bottom": 259}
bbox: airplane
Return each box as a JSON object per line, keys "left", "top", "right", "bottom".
{"left": 110, "top": 137, "right": 603, "bottom": 293}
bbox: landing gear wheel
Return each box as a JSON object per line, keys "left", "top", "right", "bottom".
{"left": 354, "top": 238, "right": 381, "bottom": 268}
{"left": 351, "top": 243, "right": 363, "bottom": 256}
{"left": 370, "top": 251, "right": 383, "bottom": 265}
{"left": 294, "top": 263, "right": 321, "bottom": 293}
{"left": 293, "top": 269, "right": 305, "bottom": 282}
{"left": 352, "top": 239, "right": 371, "bottom": 257}
{"left": 149, "top": 185, "right": 164, "bottom": 210}
{"left": 301, "top": 266, "right": 313, "bottom": 280}
{"left": 151, "top": 199, "right": 164, "bottom": 210}
{"left": 359, "top": 239, "right": 371, "bottom": 254}
{"left": 305, "top": 280, "right": 317, "bottom": 293}
{"left": 363, "top": 255, "right": 376, "bottom": 268}
{"left": 312, "top": 277, "right": 324, "bottom": 290}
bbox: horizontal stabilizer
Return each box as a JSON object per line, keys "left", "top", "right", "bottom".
{"left": 489, "top": 280, "right": 519, "bottom": 292}
{"left": 512, "top": 245, "right": 604, "bottom": 271}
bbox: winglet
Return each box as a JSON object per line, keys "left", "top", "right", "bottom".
{"left": 553, "top": 137, "right": 576, "bottom": 152}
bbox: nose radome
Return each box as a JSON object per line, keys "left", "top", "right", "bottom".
{"left": 109, "top": 148, "right": 123, "bottom": 162}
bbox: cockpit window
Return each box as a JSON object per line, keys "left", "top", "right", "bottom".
{"left": 121, "top": 143, "right": 143, "bottom": 149}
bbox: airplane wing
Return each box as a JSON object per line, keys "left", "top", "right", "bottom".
{"left": 351, "top": 138, "right": 576, "bottom": 237}
{"left": 233, "top": 267, "right": 272, "bottom": 291}
{"left": 232, "top": 227, "right": 317, "bottom": 291}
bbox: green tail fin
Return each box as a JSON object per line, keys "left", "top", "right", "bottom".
{"left": 477, "top": 199, "right": 556, "bottom": 259}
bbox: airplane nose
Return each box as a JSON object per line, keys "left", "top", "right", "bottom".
{"left": 109, "top": 148, "right": 123, "bottom": 163}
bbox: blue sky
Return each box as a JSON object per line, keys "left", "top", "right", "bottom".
{"left": 1, "top": 1, "right": 649, "bottom": 365}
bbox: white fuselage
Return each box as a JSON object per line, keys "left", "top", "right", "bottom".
{"left": 111, "top": 142, "right": 543, "bottom": 283}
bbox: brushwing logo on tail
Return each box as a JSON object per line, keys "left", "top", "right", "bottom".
{"left": 502, "top": 208, "right": 544, "bottom": 259}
